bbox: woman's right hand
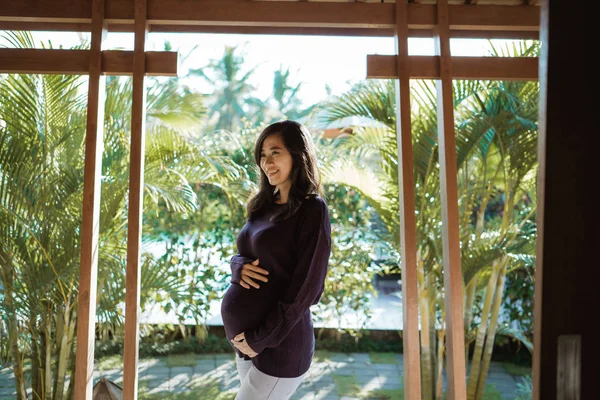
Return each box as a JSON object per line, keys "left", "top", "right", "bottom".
{"left": 240, "top": 259, "right": 269, "bottom": 289}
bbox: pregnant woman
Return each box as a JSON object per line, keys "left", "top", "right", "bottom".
{"left": 220, "top": 120, "right": 331, "bottom": 399}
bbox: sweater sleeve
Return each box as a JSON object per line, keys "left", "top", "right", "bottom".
{"left": 230, "top": 254, "right": 255, "bottom": 285}
{"left": 244, "top": 198, "right": 331, "bottom": 353}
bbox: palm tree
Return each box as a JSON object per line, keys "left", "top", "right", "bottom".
{"left": 0, "top": 31, "right": 251, "bottom": 400}
{"left": 270, "top": 66, "right": 315, "bottom": 121}
{"left": 318, "top": 41, "right": 539, "bottom": 400}
{"left": 189, "top": 45, "right": 265, "bottom": 133}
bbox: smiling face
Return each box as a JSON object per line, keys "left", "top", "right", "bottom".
{"left": 260, "top": 133, "right": 293, "bottom": 191}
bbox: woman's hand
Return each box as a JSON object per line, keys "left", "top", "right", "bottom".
{"left": 232, "top": 332, "right": 258, "bottom": 358}
{"left": 240, "top": 259, "right": 269, "bottom": 289}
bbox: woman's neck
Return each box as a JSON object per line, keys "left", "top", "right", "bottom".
{"left": 275, "top": 183, "right": 291, "bottom": 204}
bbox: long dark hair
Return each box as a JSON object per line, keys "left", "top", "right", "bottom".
{"left": 246, "top": 120, "right": 323, "bottom": 221}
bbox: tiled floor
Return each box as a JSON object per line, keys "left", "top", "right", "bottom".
{"left": 0, "top": 352, "right": 525, "bottom": 399}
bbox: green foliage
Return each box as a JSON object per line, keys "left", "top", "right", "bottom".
{"left": 438, "top": 384, "right": 502, "bottom": 400}
{"left": 501, "top": 259, "right": 535, "bottom": 338}
{"left": 138, "top": 335, "right": 232, "bottom": 358}
{"left": 502, "top": 363, "right": 531, "bottom": 377}
{"left": 1, "top": 29, "right": 540, "bottom": 400}
{"left": 96, "top": 334, "right": 232, "bottom": 360}
{"left": 96, "top": 355, "right": 123, "bottom": 371}
{"left": 514, "top": 375, "right": 533, "bottom": 400}
{"left": 139, "top": 233, "right": 232, "bottom": 329}
{"left": 313, "top": 350, "right": 331, "bottom": 362}
{"left": 314, "top": 184, "right": 397, "bottom": 338}
{"left": 480, "top": 385, "right": 503, "bottom": 400}
{"left": 319, "top": 40, "right": 540, "bottom": 400}
{"left": 188, "top": 45, "right": 262, "bottom": 133}
{"left": 270, "top": 66, "right": 315, "bottom": 121}
{"left": 315, "top": 335, "right": 402, "bottom": 354}
{"left": 0, "top": 31, "right": 246, "bottom": 399}
{"left": 369, "top": 352, "right": 398, "bottom": 365}
{"left": 94, "top": 331, "right": 403, "bottom": 359}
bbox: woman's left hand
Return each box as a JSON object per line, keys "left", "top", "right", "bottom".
{"left": 232, "top": 332, "right": 258, "bottom": 358}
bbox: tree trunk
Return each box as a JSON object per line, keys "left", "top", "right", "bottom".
{"left": 417, "top": 255, "right": 434, "bottom": 400}
{"left": 55, "top": 305, "right": 76, "bottom": 400}
{"left": 466, "top": 262, "right": 499, "bottom": 400}
{"left": 31, "top": 324, "right": 42, "bottom": 398}
{"left": 9, "top": 324, "right": 27, "bottom": 400}
{"left": 464, "top": 277, "right": 477, "bottom": 363}
{"left": 435, "top": 318, "right": 446, "bottom": 399}
{"left": 53, "top": 308, "right": 66, "bottom": 399}
{"left": 426, "top": 270, "right": 438, "bottom": 397}
{"left": 475, "top": 259, "right": 507, "bottom": 400}
{"left": 65, "top": 356, "right": 75, "bottom": 400}
{"left": 3, "top": 264, "right": 27, "bottom": 400}
{"left": 195, "top": 324, "right": 208, "bottom": 344}
{"left": 45, "top": 325, "right": 53, "bottom": 400}
{"left": 54, "top": 330, "right": 69, "bottom": 400}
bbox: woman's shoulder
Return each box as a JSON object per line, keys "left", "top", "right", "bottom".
{"left": 298, "top": 194, "right": 329, "bottom": 223}
{"left": 296, "top": 195, "right": 331, "bottom": 240}
{"left": 302, "top": 193, "right": 328, "bottom": 210}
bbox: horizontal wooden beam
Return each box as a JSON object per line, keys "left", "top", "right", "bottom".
{"left": 0, "top": 20, "right": 540, "bottom": 39}
{"left": 367, "top": 54, "right": 538, "bottom": 80}
{"left": 0, "top": 49, "right": 178, "bottom": 76}
{"left": 0, "top": 0, "right": 540, "bottom": 37}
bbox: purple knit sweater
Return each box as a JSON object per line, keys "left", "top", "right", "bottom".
{"left": 220, "top": 195, "right": 331, "bottom": 378}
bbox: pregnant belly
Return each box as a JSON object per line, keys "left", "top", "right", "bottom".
{"left": 220, "top": 284, "right": 279, "bottom": 340}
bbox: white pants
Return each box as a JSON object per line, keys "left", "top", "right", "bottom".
{"left": 235, "top": 356, "right": 305, "bottom": 400}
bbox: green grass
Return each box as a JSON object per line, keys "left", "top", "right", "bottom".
{"left": 503, "top": 362, "right": 531, "bottom": 377}
{"left": 138, "top": 377, "right": 235, "bottom": 400}
{"left": 369, "top": 352, "right": 398, "bottom": 364}
{"left": 364, "top": 388, "right": 404, "bottom": 400}
{"left": 481, "top": 384, "right": 502, "bottom": 400}
{"left": 96, "top": 355, "right": 123, "bottom": 371}
{"left": 313, "top": 350, "right": 332, "bottom": 362}
{"left": 334, "top": 374, "right": 406, "bottom": 399}
{"left": 440, "top": 384, "right": 502, "bottom": 400}
{"left": 333, "top": 375, "right": 362, "bottom": 397}
{"left": 166, "top": 354, "right": 197, "bottom": 367}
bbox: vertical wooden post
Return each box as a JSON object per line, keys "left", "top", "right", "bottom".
{"left": 394, "top": 1, "right": 422, "bottom": 399}
{"left": 123, "top": 0, "right": 148, "bottom": 398}
{"left": 534, "top": 1, "right": 592, "bottom": 399}
{"left": 433, "top": 1, "right": 467, "bottom": 399}
{"left": 74, "top": 0, "right": 106, "bottom": 398}
{"left": 532, "top": 3, "right": 548, "bottom": 398}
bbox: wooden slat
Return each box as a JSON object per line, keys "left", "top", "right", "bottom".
{"left": 0, "top": 20, "right": 541, "bottom": 39}
{"left": 123, "top": 0, "right": 148, "bottom": 398}
{"left": 74, "top": 0, "right": 107, "bottom": 398}
{"left": 448, "top": 4, "right": 539, "bottom": 31}
{"left": 103, "top": 50, "right": 178, "bottom": 76}
{"left": 134, "top": 26, "right": 540, "bottom": 39}
{"left": 366, "top": 55, "right": 539, "bottom": 80}
{"left": 394, "top": 1, "right": 422, "bottom": 399}
{"left": 0, "top": 49, "right": 178, "bottom": 76}
{"left": 0, "top": 0, "right": 540, "bottom": 33}
{"left": 0, "top": 0, "right": 92, "bottom": 23}
{"left": 433, "top": 1, "right": 467, "bottom": 400}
